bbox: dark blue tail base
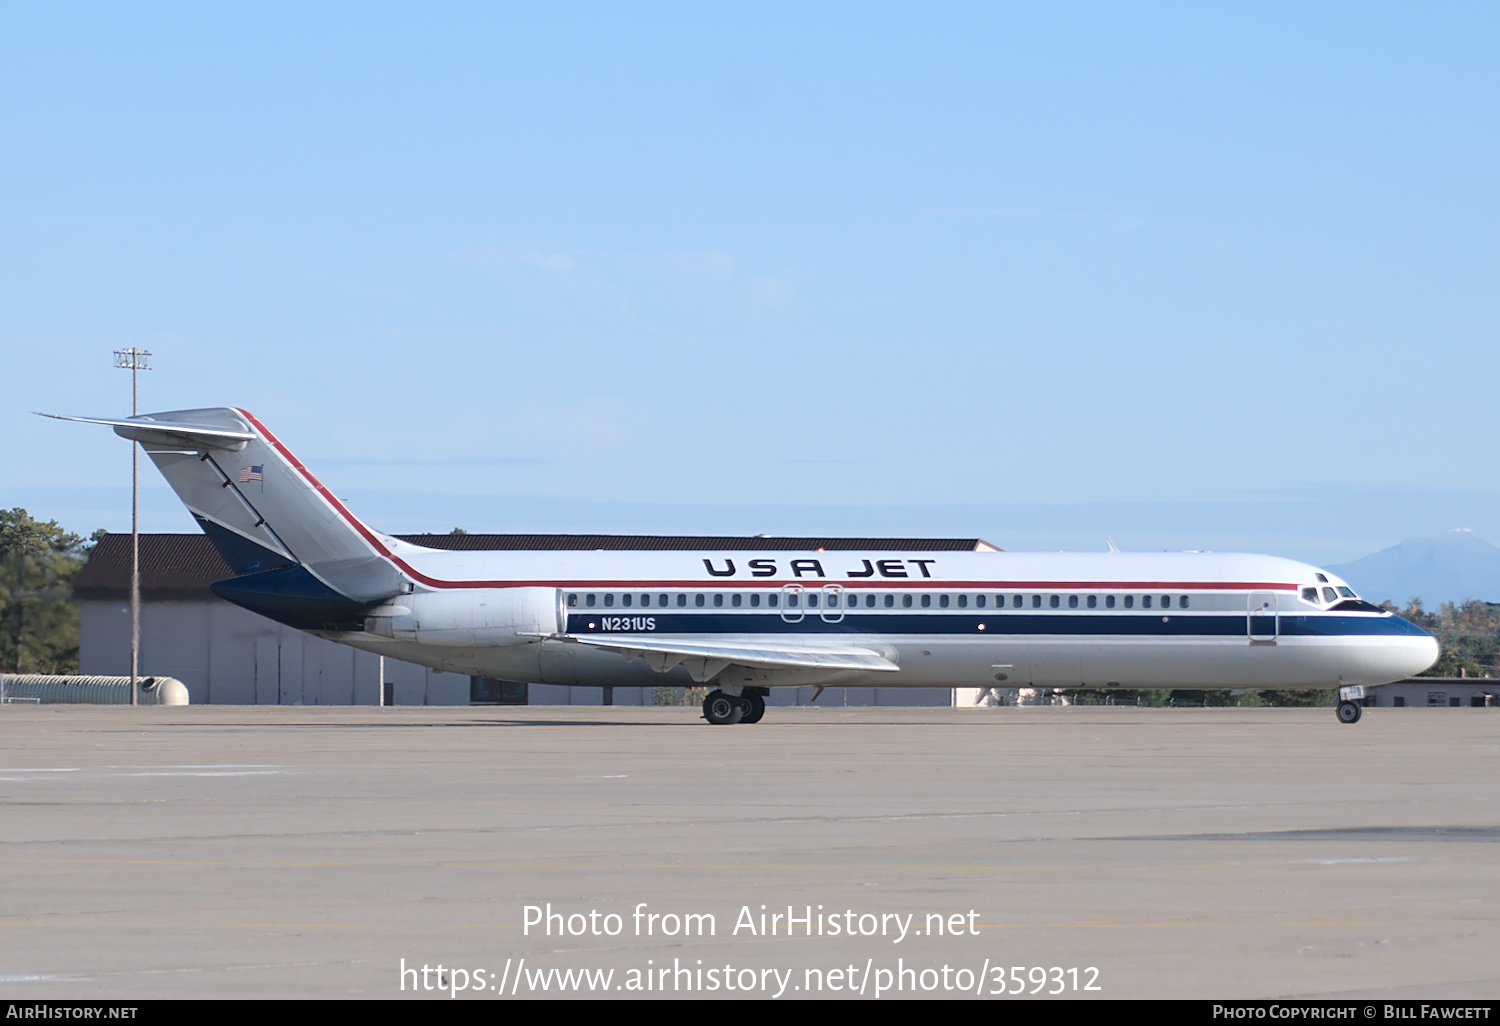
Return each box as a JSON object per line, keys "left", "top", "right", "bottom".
{"left": 210, "top": 565, "right": 367, "bottom": 631}
{"left": 194, "top": 514, "right": 295, "bottom": 575}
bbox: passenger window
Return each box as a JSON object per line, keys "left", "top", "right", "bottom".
{"left": 976, "top": 595, "right": 986, "bottom": 608}
{"left": 604, "top": 593, "right": 614, "bottom": 607}
{"left": 788, "top": 594, "right": 799, "bottom": 608}
{"left": 1180, "top": 595, "right": 1189, "bottom": 608}
{"left": 1160, "top": 596, "right": 1170, "bottom": 609}
{"left": 958, "top": 595, "right": 969, "bottom": 608}
{"left": 884, "top": 595, "right": 895, "bottom": 608}
{"left": 1142, "top": 595, "right": 1152, "bottom": 609}
{"left": 866, "top": 594, "right": 876, "bottom": 608}
{"left": 1105, "top": 595, "right": 1115, "bottom": 608}
{"left": 808, "top": 594, "right": 818, "bottom": 608}
{"left": 1124, "top": 596, "right": 1134, "bottom": 609}
{"left": 1068, "top": 595, "right": 1078, "bottom": 608}
{"left": 1087, "top": 595, "right": 1097, "bottom": 608}
{"left": 622, "top": 594, "right": 632, "bottom": 607}
{"left": 1012, "top": 595, "right": 1022, "bottom": 608}
{"left": 587, "top": 594, "right": 597, "bottom": 607}
{"left": 676, "top": 594, "right": 686, "bottom": 607}
{"left": 750, "top": 594, "right": 761, "bottom": 608}
{"left": 902, "top": 594, "right": 913, "bottom": 608}
{"left": 567, "top": 594, "right": 578, "bottom": 607}
{"left": 659, "top": 594, "right": 669, "bottom": 607}
{"left": 769, "top": 594, "right": 779, "bottom": 608}
{"left": 940, "top": 594, "right": 950, "bottom": 608}
{"left": 695, "top": 594, "right": 705, "bottom": 607}
{"left": 1032, "top": 595, "right": 1042, "bottom": 608}
{"left": 1049, "top": 595, "right": 1060, "bottom": 608}
{"left": 921, "top": 594, "right": 931, "bottom": 608}
{"left": 713, "top": 594, "right": 724, "bottom": 607}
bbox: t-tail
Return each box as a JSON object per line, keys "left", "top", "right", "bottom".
{"left": 39, "top": 407, "right": 406, "bottom": 629}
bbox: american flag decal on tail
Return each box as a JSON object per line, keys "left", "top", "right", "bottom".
{"left": 239, "top": 465, "right": 263, "bottom": 484}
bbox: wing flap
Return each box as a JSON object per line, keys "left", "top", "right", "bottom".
{"left": 546, "top": 633, "right": 900, "bottom": 675}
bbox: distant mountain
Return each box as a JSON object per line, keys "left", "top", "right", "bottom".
{"left": 1328, "top": 529, "right": 1500, "bottom": 607}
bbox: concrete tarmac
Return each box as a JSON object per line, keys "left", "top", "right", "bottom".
{"left": 0, "top": 704, "right": 1496, "bottom": 1000}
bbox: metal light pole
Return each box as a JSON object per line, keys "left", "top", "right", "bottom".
{"left": 113, "top": 348, "right": 151, "bottom": 706}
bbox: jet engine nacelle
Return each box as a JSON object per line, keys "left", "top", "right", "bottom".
{"left": 365, "top": 586, "right": 566, "bottom": 646}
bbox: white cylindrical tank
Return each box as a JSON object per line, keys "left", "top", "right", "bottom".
{"left": 0, "top": 675, "right": 191, "bottom": 706}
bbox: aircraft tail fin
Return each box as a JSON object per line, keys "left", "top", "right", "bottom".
{"left": 41, "top": 407, "right": 406, "bottom": 605}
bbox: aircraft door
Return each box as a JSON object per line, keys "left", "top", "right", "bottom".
{"left": 821, "top": 584, "right": 845, "bottom": 624}
{"left": 780, "top": 583, "right": 805, "bottom": 624}
{"left": 1248, "top": 592, "right": 1278, "bottom": 642}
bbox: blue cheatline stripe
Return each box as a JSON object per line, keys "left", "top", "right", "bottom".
{"left": 1279, "top": 615, "right": 1430, "bottom": 638}
{"left": 567, "top": 612, "right": 1430, "bottom": 639}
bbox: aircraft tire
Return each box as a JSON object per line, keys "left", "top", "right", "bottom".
{"left": 1336, "top": 700, "right": 1362, "bottom": 724}
{"left": 739, "top": 691, "right": 765, "bottom": 724}
{"left": 702, "top": 690, "right": 744, "bottom": 725}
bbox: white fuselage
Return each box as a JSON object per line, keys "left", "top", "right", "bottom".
{"left": 325, "top": 543, "right": 1438, "bottom": 692}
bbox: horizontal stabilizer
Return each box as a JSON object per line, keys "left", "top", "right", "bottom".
{"left": 35, "top": 412, "right": 256, "bottom": 452}
{"left": 539, "top": 633, "right": 900, "bottom": 676}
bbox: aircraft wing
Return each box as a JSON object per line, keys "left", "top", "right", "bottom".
{"left": 538, "top": 633, "right": 900, "bottom": 682}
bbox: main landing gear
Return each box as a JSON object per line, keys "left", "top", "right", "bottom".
{"left": 1336, "top": 700, "right": 1362, "bottom": 724}
{"left": 701, "top": 688, "right": 767, "bottom": 725}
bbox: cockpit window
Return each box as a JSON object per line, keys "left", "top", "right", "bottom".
{"left": 1315, "top": 573, "right": 1328, "bottom": 583}
{"left": 1302, "top": 587, "right": 1318, "bottom": 602}
{"left": 1337, "top": 586, "right": 1356, "bottom": 597}
{"left": 1322, "top": 587, "right": 1338, "bottom": 603}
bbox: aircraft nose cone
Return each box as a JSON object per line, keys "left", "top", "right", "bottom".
{"left": 1382, "top": 635, "right": 1440, "bottom": 682}
{"left": 1344, "top": 631, "right": 1440, "bottom": 686}
{"left": 1407, "top": 635, "right": 1441, "bottom": 677}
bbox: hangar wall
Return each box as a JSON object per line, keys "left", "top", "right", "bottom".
{"left": 79, "top": 599, "right": 468, "bottom": 706}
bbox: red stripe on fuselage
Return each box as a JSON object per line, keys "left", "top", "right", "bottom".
{"left": 237, "top": 408, "right": 500, "bottom": 589}
{"left": 504, "top": 580, "right": 1299, "bottom": 590}
{"left": 236, "top": 410, "right": 1301, "bottom": 594}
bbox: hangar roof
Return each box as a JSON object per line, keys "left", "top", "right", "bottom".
{"left": 73, "top": 533, "right": 997, "bottom": 599}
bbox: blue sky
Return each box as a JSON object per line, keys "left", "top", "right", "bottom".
{"left": 4, "top": 3, "right": 1497, "bottom": 565}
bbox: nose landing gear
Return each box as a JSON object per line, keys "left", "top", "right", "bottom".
{"left": 1335, "top": 685, "right": 1364, "bottom": 724}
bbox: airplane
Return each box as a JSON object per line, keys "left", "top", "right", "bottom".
{"left": 42, "top": 407, "right": 1439, "bottom": 725}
